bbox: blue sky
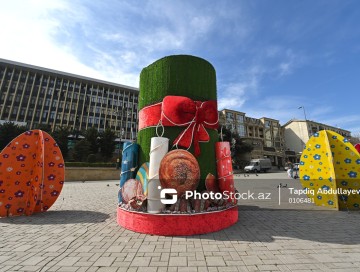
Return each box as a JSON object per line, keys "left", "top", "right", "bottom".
{"left": 1, "top": 0, "right": 359, "bottom": 135}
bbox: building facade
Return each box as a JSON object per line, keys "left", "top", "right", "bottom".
{"left": 219, "top": 109, "right": 285, "bottom": 166}
{"left": 283, "top": 119, "right": 351, "bottom": 159}
{"left": 0, "top": 59, "right": 139, "bottom": 142}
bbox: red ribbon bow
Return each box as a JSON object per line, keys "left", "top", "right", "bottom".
{"left": 139, "top": 95, "right": 218, "bottom": 156}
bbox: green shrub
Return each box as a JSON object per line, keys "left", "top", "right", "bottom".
{"left": 87, "top": 154, "right": 97, "bottom": 163}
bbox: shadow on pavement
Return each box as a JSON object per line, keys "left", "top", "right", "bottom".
{"left": 191, "top": 205, "right": 360, "bottom": 245}
{"left": 0, "top": 210, "right": 110, "bottom": 225}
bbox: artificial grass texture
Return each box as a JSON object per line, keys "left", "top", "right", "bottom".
{"left": 137, "top": 55, "right": 218, "bottom": 191}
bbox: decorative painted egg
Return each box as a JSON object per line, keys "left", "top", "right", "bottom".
{"left": 121, "top": 179, "right": 143, "bottom": 204}
{"left": 0, "top": 130, "right": 64, "bottom": 217}
{"left": 300, "top": 130, "right": 360, "bottom": 210}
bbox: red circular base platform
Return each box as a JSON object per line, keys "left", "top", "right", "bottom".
{"left": 117, "top": 206, "right": 238, "bottom": 236}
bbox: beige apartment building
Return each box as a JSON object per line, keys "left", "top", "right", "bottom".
{"left": 283, "top": 119, "right": 351, "bottom": 158}
{"left": 219, "top": 109, "right": 285, "bottom": 167}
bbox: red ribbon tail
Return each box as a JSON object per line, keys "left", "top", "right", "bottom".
{"left": 193, "top": 125, "right": 201, "bottom": 157}
{"left": 173, "top": 123, "right": 195, "bottom": 149}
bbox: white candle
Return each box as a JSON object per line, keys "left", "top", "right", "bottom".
{"left": 147, "top": 137, "right": 169, "bottom": 213}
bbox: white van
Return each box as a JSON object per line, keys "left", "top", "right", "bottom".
{"left": 244, "top": 158, "right": 272, "bottom": 173}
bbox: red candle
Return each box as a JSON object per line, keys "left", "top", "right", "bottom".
{"left": 215, "top": 142, "right": 237, "bottom": 204}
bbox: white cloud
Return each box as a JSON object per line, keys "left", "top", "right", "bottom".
{"left": 0, "top": 0, "right": 112, "bottom": 82}
{"left": 0, "top": 0, "right": 253, "bottom": 89}
{"left": 218, "top": 78, "right": 257, "bottom": 111}
{"left": 277, "top": 49, "right": 307, "bottom": 77}
{"left": 0, "top": 0, "right": 141, "bottom": 87}
{"left": 218, "top": 97, "right": 243, "bottom": 110}
{"left": 190, "top": 16, "right": 214, "bottom": 35}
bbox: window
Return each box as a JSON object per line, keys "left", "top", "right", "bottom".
{"left": 236, "top": 114, "right": 244, "bottom": 123}
{"left": 15, "top": 94, "right": 21, "bottom": 102}
{"left": 12, "top": 106, "right": 18, "bottom": 115}
{"left": 237, "top": 125, "right": 246, "bottom": 137}
{"left": 226, "top": 112, "right": 233, "bottom": 118}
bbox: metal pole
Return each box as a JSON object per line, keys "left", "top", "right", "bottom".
{"left": 299, "top": 106, "right": 307, "bottom": 120}
{"left": 302, "top": 106, "right": 307, "bottom": 120}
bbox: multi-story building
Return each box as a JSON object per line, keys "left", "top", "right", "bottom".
{"left": 218, "top": 109, "right": 246, "bottom": 137}
{"left": 0, "top": 58, "right": 139, "bottom": 142}
{"left": 258, "top": 117, "right": 284, "bottom": 166}
{"left": 283, "top": 119, "right": 351, "bottom": 157}
{"left": 219, "top": 109, "right": 285, "bottom": 166}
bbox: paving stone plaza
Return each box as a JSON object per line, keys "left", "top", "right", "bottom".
{"left": 1, "top": 172, "right": 360, "bottom": 272}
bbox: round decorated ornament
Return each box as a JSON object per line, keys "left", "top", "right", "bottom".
{"left": 159, "top": 149, "right": 200, "bottom": 196}
{"left": 136, "top": 162, "right": 149, "bottom": 196}
{"left": 120, "top": 179, "right": 143, "bottom": 204}
{"left": 205, "top": 173, "right": 219, "bottom": 193}
{"left": 0, "top": 130, "right": 64, "bottom": 217}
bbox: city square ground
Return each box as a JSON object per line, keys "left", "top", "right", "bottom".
{"left": 1, "top": 171, "right": 360, "bottom": 272}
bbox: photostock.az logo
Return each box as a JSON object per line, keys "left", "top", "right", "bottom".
{"left": 159, "top": 186, "right": 178, "bottom": 204}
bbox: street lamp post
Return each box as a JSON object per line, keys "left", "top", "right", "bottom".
{"left": 298, "top": 106, "right": 307, "bottom": 120}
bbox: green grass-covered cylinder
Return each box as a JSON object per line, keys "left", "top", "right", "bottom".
{"left": 137, "top": 55, "right": 218, "bottom": 191}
